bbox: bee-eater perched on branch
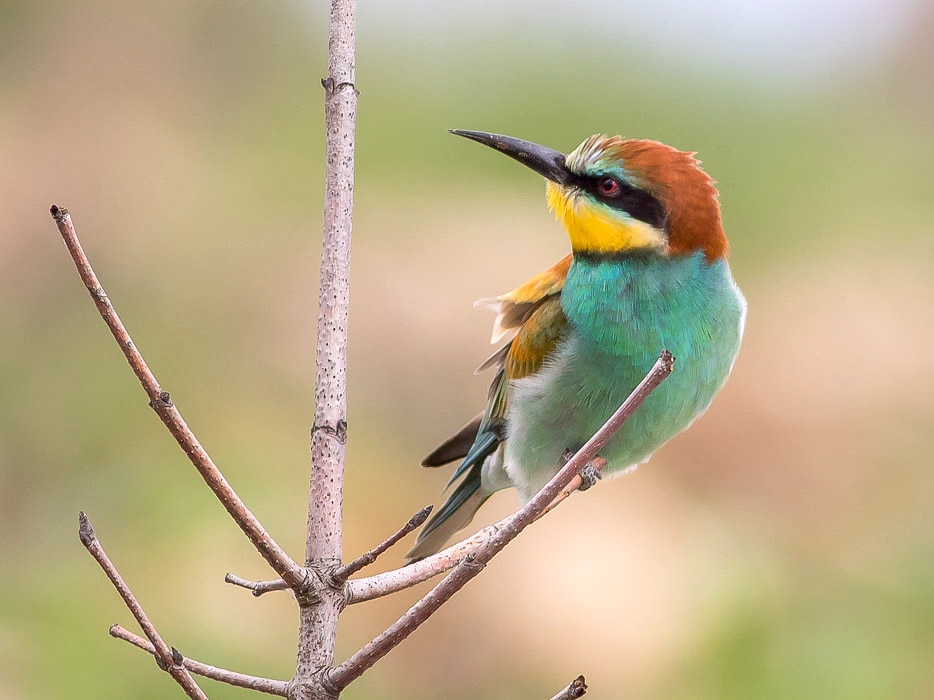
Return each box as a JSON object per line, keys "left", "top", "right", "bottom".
{"left": 407, "top": 131, "right": 747, "bottom": 560}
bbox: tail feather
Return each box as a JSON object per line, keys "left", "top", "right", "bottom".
{"left": 421, "top": 414, "right": 482, "bottom": 467}
{"left": 406, "top": 463, "right": 490, "bottom": 561}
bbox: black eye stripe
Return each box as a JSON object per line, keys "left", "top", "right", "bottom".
{"left": 573, "top": 174, "right": 668, "bottom": 230}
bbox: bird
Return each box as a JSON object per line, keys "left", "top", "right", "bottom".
{"left": 406, "top": 130, "right": 746, "bottom": 561}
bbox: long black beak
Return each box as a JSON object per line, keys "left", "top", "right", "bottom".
{"left": 449, "top": 130, "right": 575, "bottom": 186}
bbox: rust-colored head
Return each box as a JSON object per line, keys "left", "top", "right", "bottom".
{"left": 450, "top": 130, "right": 728, "bottom": 261}
{"left": 617, "top": 138, "right": 727, "bottom": 261}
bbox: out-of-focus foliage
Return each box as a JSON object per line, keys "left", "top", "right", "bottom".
{"left": 1, "top": 1, "right": 932, "bottom": 698}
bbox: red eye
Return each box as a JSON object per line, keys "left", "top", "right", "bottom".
{"left": 599, "top": 177, "right": 620, "bottom": 196}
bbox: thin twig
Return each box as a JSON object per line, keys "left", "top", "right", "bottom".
{"left": 328, "top": 350, "right": 675, "bottom": 689}
{"left": 110, "top": 624, "right": 290, "bottom": 697}
{"left": 345, "top": 457, "right": 607, "bottom": 606}
{"left": 228, "top": 506, "right": 434, "bottom": 597}
{"left": 78, "top": 512, "right": 208, "bottom": 700}
{"left": 223, "top": 573, "right": 291, "bottom": 597}
{"left": 549, "top": 675, "right": 588, "bottom": 700}
{"left": 332, "top": 506, "right": 433, "bottom": 582}
{"left": 52, "top": 205, "right": 308, "bottom": 593}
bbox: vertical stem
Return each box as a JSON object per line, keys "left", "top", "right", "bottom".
{"left": 294, "top": 0, "right": 356, "bottom": 698}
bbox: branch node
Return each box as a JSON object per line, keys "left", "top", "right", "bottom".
{"left": 294, "top": 586, "right": 322, "bottom": 607}
{"left": 78, "top": 511, "right": 96, "bottom": 548}
{"left": 459, "top": 553, "right": 484, "bottom": 573}
{"left": 578, "top": 463, "right": 603, "bottom": 491}
{"left": 320, "top": 76, "right": 359, "bottom": 96}
{"left": 111, "top": 623, "right": 290, "bottom": 696}
{"left": 296, "top": 563, "right": 332, "bottom": 606}
{"left": 149, "top": 390, "right": 173, "bottom": 409}
{"left": 318, "top": 668, "right": 342, "bottom": 698}
{"left": 312, "top": 419, "right": 348, "bottom": 444}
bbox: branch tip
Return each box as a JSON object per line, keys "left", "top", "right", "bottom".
{"left": 78, "top": 511, "right": 96, "bottom": 548}
{"left": 547, "top": 674, "right": 588, "bottom": 700}
{"left": 660, "top": 348, "right": 675, "bottom": 370}
{"left": 53, "top": 206, "right": 305, "bottom": 588}
{"left": 410, "top": 504, "right": 433, "bottom": 528}
{"left": 333, "top": 504, "right": 437, "bottom": 583}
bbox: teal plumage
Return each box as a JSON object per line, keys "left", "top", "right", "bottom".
{"left": 408, "top": 131, "right": 746, "bottom": 560}
{"left": 506, "top": 252, "right": 745, "bottom": 501}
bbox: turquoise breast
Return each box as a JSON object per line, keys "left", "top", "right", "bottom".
{"left": 504, "top": 251, "right": 745, "bottom": 500}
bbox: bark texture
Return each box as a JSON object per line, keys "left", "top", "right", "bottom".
{"left": 294, "top": 1, "right": 357, "bottom": 698}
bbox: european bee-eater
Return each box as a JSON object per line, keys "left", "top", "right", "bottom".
{"left": 408, "top": 130, "right": 746, "bottom": 560}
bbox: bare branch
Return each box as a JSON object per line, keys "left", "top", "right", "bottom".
{"left": 78, "top": 512, "right": 208, "bottom": 700}
{"left": 233, "top": 506, "right": 432, "bottom": 597}
{"left": 51, "top": 205, "right": 308, "bottom": 593}
{"left": 110, "top": 624, "right": 290, "bottom": 697}
{"left": 345, "top": 457, "right": 607, "bottom": 606}
{"left": 223, "top": 573, "right": 291, "bottom": 597}
{"left": 328, "top": 350, "right": 675, "bottom": 689}
{"left": 549, "top": 675, "right": 588, "bottom": 700}
{"left": 294, "top": 0, "right": 357, "bottom": 696}
{"left": 332, "top": 505, "right": 432, "bottom": 583}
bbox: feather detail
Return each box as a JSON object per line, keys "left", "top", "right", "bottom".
{"left": 475, "top": 254, "right": 572, "bottom": 344}
{"left": 421, "top": 413, "right": 483, "bottom": 467}
{"left": 505, "top": 296, "right": 568, "bottom": 381}
{"left": 413, "top": 257, "right": 572, "bottom": 558}
{"left": 474, "top": 342, "right": 511, "bottom": 375}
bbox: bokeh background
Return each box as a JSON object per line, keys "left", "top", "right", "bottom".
{"left": 2, "top": 1, "right": 933, "bottom": 698}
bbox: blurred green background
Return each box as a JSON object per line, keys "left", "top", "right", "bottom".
{"left": 2, "top": 1, "right": 933, "bottom": 698}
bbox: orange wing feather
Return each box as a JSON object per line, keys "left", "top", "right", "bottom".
{"left": 476, "top": 255, "right": 572, "bottom": 387}
{"left": 504, "top": 295, "right": 568, "bottom": 381}
{"left": 475, "top": 254, "right": 572, "bottom": 343}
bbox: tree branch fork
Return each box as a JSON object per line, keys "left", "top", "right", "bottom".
{"left": 58, "top": 4, "right": 673, "bottom": 695}
{"left": 58, "top": 196, "right": 672, "bottom": 696}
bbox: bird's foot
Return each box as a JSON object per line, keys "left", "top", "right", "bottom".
{"left": 579, "top": 462, "right": 604, "bottom": 491}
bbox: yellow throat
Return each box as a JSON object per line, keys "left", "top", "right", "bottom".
{"left": 546, "top": 181, "right": 666, "bottom": 255}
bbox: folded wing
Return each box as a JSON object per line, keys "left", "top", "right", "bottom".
{"left": 407, "top": 256, "right": 572, "bottom": 560}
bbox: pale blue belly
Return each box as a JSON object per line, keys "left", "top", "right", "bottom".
{"left": 503, "top": 253, "right": 745, "bottom": 501}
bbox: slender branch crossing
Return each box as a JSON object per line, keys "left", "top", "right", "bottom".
{"left": 110, "top": 625, "right": 290, "bottom": 697}
{"left": 345, "top": 457, "right": 608, "bottom": 605}
{"left": 327, "top": 351, "right": 675, "bottom": 689}
{"left": 332, "top": 505, "right": 432, "bottom": 582}
{"left": 52, "top": 205, "right": 308, "bottom": 593}
{"left": 78, "top": 513, "right": 208, "bottom": 700}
